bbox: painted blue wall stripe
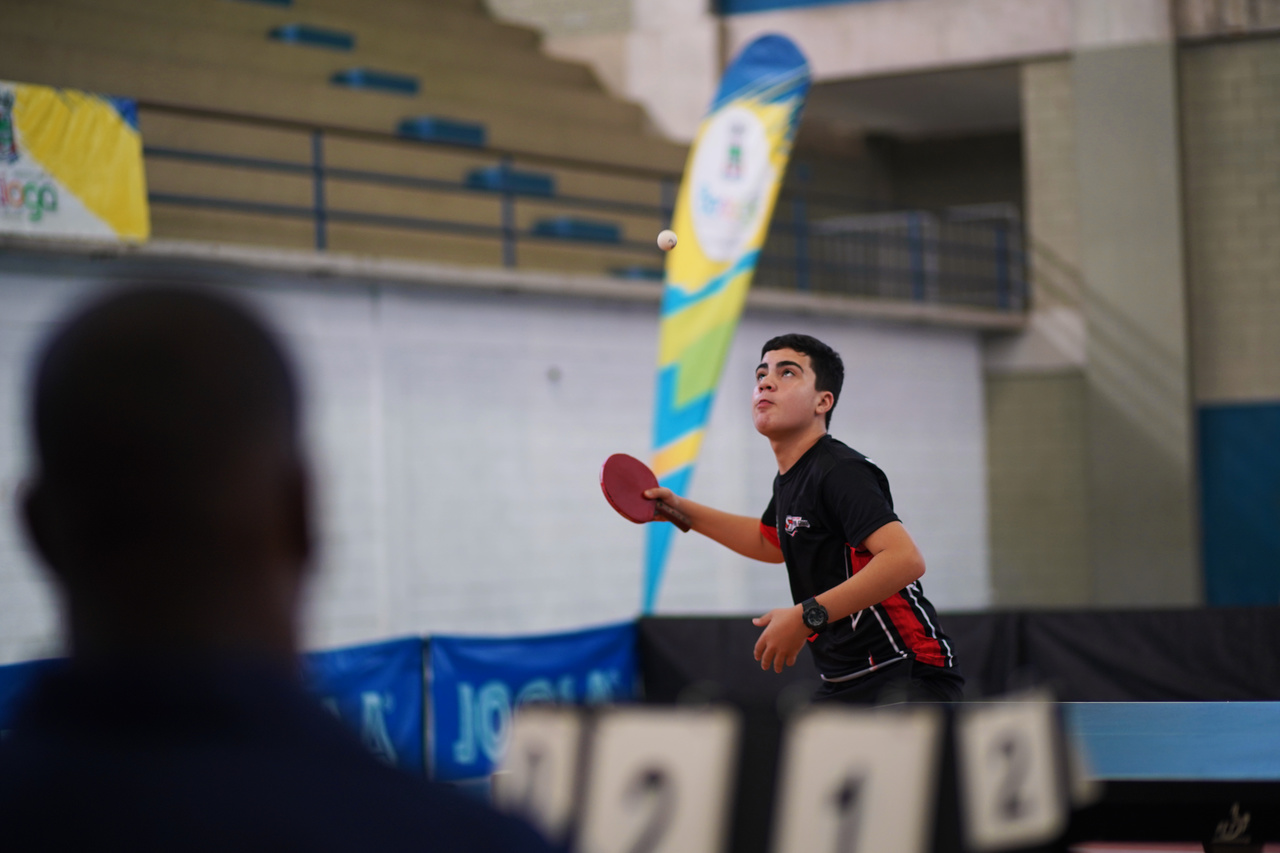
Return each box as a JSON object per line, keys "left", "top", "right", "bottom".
{"left": 1199, "top": 401, "right": 1280, "bottom": 605}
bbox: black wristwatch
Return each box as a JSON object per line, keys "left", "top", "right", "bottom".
{"left": 801, "top": 597, "right": 829, "bottom": 635}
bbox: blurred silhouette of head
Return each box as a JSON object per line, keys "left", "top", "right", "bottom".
{"left": 22, "top": 283, "right": 312, "bottom": 664}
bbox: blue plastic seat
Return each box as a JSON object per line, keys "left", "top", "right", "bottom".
{"left": 533, "top": 217, "right": 621, "bottom": 243}
{"left": 270, "top": 24, "right": 355, "bottom": 51}
{"left": 611, "top": 266, "right": 665, "bottom": 281}
{"left": 399, "top": 117, "right": 487, "bottom": 148}
{"left": 465, "top": 165, "right": 554, "bottom": 197}
{"left": 331, "top": 69, "right": 419, "bottom": 96}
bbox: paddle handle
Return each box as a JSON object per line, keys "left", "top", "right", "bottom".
{"left": 655, "top": 500, "right": 692, "bottom": 533}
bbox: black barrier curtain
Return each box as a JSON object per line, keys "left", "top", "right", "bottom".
{"left": 640, "top": 607, "right": 1280, "bottom": 703}
{"left": 638, "top": 616, "right": 821, "bottom": 705}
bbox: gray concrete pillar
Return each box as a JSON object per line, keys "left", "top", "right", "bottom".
{"left": 1072, "top": 6, "right": 1201, "bottom": 604}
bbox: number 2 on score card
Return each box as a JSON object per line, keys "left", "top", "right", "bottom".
{"left": 576, "top": 707, "right": 741, "bottom": 853}
{"left": 955, "top": 696, "right": 1069, "bottom": 852}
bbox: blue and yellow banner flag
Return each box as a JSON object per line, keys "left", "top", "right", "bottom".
{"left": 645, "top": 35, "right": 810, "bottom": 612}
{"left": 0, "top": 81, "right": 148, "bottom": 241}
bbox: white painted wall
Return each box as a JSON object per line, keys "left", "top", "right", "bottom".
{"left": 0, "top": 258, "right": 990, "bottom": 664}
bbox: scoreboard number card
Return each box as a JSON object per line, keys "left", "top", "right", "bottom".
{"left": 1064, "top": 732, "right": 1103, "bottom": 809}
{"left": 956, "top": 694, "right": 1069, "bottom": 851}
{"left": 574, "top": 707, "right": 741, "bottom": 853}
{"left": 492, "top": 706, "right": 585, "bottom": 844}
{"left": 770, "top": 705, "right": 944, "bottom": 853}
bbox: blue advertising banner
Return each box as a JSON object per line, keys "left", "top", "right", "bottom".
{"left": 429, "top": 622, "right": 638, "bottom": 781}
{"left": 304, "top": 636, "right": 426, "bottom": 776}
{"left": 0, "top": 657, "right": 62, "bottom": 735}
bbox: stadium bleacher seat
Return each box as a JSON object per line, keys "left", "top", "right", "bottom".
{"left": 465, "top": 166, "right": 555, "bottom": 198}
{"left": 398, "top": 117, "right": 486, "bottom": 148}
{"left": 0, "top": 0, "right": 685, "bottom": 274}
{"left": 269, "top": 24, "right": 355, "bottom": 51}
{"left": 532, "top": 218, "right": 622, "bottom": 244}
{"left": 330, "top": 68, "right": 420, "bottom": 96}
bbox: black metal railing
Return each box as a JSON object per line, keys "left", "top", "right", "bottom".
{"left": 761, "top": 204, "right": 1026, "bottom": 310}
{"left": 138, "top": 102, "right": 1025, "bottom": 311}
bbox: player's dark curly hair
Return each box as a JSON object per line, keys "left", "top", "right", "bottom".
{"left": 761, "top": 333, "right": 844, "bottom": 428}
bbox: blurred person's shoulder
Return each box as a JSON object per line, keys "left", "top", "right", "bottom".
{"left": 0, "top": 658, "right": 555, "bottom": 853}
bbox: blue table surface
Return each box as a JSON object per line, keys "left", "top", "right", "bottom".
{"left": 1063, "top": 702, "right": 1280, "bottom": 781}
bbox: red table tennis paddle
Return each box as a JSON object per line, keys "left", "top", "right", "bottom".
{"left": 600, "top": 453, "right": 691, "bottom": 532}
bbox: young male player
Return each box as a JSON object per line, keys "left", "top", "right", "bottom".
{"left": 646, "top": 333, "right": 963, "bottom": 703}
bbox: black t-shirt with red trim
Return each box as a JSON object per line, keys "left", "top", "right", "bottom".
{"left": 760, "top": 435, "right": 956, "bottom": 682}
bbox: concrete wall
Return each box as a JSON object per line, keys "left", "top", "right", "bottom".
{"left": 1178, "top": 0, "right": 1280, "bottom": 40}
{"left": 983, "top": 1, "right": 1202, "bottom": 609}
{"left": 508, "top": 0, "right": 1210, "bottom": 148}
{"left": 1180, "top": 36, "right": 1280, "bottom": 603}
{"left": 724, "top": 0, "right": 1073, "bottom": 82}
{"left": 0, "top": 255, "right": 991, "bottom": 664}
{"left": 1074, "top": 40, "right": 1199, "bottom": 606}
{"left": 531, "top": 0, "right": 1074, "bottom": 143}
{"left": 982, "top": 60, "right": 1090, "bottom": 608}
{"left": 987, "top": 15, "right": 1205, "bottom": 609}
{"left": 486, "top": 0, "right": 631, "bottom": 36}
{"left": 1181, "top": 38, "right": 1280, "bottom": 405}
{"left": 1019, "top": 62, "right": 1081, "bottom": 301}
{"left": 985, "top": 374, "right": 1090, "bottom": 605}
{"left": 524, "top": 0, "right": 720, "bottom": 143}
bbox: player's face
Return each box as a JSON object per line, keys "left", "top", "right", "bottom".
{"left": 752, "top": 348, "right": 830, "bottom": 438}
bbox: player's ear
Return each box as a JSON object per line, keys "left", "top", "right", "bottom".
{"left": 816, "top": 391, "right": 834, "bottom": 416}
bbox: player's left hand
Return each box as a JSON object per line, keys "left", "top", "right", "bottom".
{"left": 752, "top": 605, "right": 809, "bottom": 673}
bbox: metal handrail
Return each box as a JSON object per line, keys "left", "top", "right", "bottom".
{"left": 137, "top": 101, "right": 1027, "bottom": 310}
{"left": 136, "top": 101, "right": 684, "bottom": 182}
{"left": 145, "top": 146, "right": 673, "bottom": 218}
{"left": 136, "top": 99, "right": 884, "bottom": 208}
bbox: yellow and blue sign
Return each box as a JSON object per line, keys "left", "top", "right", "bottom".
{"left": 0, "top": 80, "right": 148, "bottom": 241}
{"left": 645, "top": 36, "right": 811, "bottom": 612}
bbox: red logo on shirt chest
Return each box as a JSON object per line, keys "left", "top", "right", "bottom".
{"left": 784, "top": 516, "right": 810, "bottom": 535}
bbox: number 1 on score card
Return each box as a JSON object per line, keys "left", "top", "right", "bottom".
{"left": 770, "top": 706, "right": 944, "bottom": 853}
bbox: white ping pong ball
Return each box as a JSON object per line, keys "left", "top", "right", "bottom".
{"left": 657, "top": 230, "right": 678, "bottom": 251}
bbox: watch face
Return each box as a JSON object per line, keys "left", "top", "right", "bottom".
{"left": 805, "top": 608, "right": 823, "bottom": 629}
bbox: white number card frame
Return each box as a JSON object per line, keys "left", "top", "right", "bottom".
{"left": 770, "top": 705, "right": 944, "bottom": 853}
{"left": 955, "top": 696, "right": 1069, "bottom": 851}
{"left": 575, "top": 706, "right": 741, "bottom": 853}
{"left": 493, "top": 706, "right": 585, "bottom": 844}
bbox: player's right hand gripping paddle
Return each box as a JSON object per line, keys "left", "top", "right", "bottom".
{"left": 600, "top": 454, "right": 692, "bottom": 532}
